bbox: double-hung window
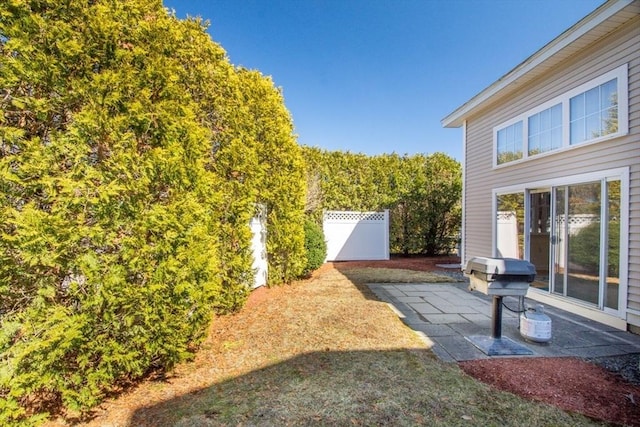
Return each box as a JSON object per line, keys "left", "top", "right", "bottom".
{"left": 493, "top": 64, "right": 628, "bottom": 167}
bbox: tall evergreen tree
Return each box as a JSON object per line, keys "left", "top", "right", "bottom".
{"left": 0, "top": 0, "right": 307, "bottom": 422}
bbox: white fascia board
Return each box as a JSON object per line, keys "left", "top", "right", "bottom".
{"left": 441, "top": 0, "right": 634, "bottom": 129}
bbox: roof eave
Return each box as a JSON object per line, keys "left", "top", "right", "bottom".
{"left": 441, "top": 0, "right": 635, "bottom": 129}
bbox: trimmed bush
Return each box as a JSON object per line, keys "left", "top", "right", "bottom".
{"left": 303, "top": 219, "right": 327, "bottom": 276}
{"left": 302, "top": 148, "right": 461, "bottom": 256}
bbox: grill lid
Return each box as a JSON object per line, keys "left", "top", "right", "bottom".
{"left": 464, "top": 257, "right": 536, "bottom": 280}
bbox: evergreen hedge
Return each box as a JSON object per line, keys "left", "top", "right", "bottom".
{"left": 302, "top": 148, "right": 461, "bottom": 256}
{"left": 0, "top": 0, "right": 305, "bottom": 422}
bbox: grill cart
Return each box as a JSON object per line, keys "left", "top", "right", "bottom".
{"left": 464, "top": 257, "right": 536, "bottom": 356}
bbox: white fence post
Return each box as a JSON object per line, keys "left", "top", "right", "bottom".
{"left": 250, "top": 206, "right": 268, "bottom": 288}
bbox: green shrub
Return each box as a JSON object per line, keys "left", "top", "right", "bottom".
{"left": 303, "top": 219, "right": 327, "bottom": 276}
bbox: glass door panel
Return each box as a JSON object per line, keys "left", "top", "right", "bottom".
{"left": 552, "top": 187, "right": 566, "bottom": 295}
{"left": 496, "top": 193, "right": 524, "bottom": 259}
{"left": 529, "top": 191, "right": 550, "bottom": 290}
{"left": 606, "top": 180, "right": 620, "bottom": 310}
{"left": 566, "top": 182, "right": 601, "bottom": 305}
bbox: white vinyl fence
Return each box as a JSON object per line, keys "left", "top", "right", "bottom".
{"left": 250, "top": 207, "right": 268, "bottom": 288}
{"left": 496, "top": 211, "right": 520, "bottom": 259}
{"left": 323, "top": 210, "right": 389, "bottom": 261}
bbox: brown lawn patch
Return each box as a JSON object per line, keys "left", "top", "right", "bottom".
{"left": 44, "top": 257, "right": 615, "bottom": 426}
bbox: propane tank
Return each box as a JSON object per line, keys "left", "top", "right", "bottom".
{"left": 520, "top": 304, "right": 552, "bottom": 343}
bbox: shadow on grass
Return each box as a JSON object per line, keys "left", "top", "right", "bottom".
{"left": 129, "top": 349, "right": 595, "bottom": 427}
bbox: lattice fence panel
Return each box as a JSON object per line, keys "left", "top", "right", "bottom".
{"left": 324, "top": 211, "right": 386, "bottom": 222}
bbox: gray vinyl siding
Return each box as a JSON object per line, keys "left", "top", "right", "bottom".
{"left": 463, "top": 16, "right": 640, "bottom": 326}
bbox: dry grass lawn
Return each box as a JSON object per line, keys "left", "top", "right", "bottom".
{"left": 336, "top": 267, "right": 458, "bottom": 284}
{"left": 61, "top": 266, "right": 598, "bottom": 426}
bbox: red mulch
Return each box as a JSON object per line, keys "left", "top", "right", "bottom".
{"left": 460, "top": 358, "right": 640, "bottom": 426}
{"left": 327, "top": 255, "right": 461, "bottom": 272}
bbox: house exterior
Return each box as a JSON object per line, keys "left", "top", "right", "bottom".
{"left": 442, "top": 0, "right": 640, "bottom": 333}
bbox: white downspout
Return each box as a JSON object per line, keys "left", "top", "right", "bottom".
{"left": 460, "top": 120, "right": 467, "bottom": 269}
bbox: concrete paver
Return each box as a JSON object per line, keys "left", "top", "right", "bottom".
{"left": 408, "top": 302, "right": 441, "bottom": 314}
{"left": 368, "top": 282, "right": 640, "bottom": 362}
{"left": 414, "top": 324, "right": 458, "bottom": 337}
{"left": 460, "top": 313, "right": 491, "bottom": 323}
{"left": 421, "top": 313, "right": 468, "bottom": 324}
{"left": 395, "top": 296, "right": 425, "bottom": 303}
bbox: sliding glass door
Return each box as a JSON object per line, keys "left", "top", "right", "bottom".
{"left": 605, "top": 180, "right": 620, "bottom": 310}
{"left": 495, "top": 171, "right": 624, "bottom": 314}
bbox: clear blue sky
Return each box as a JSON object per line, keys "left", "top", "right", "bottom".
{"left": 164, "top": 0, "right": 605, "bottom": 161}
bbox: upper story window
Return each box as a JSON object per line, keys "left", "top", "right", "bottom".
{"left": 493, "top": 64, "right": 628, "bottom": 167}
{"left": 528, "top": 103, "right": 562, "bottom": 155}
{"left": 570, "top": 78, "right": 618, "bottom": 145}
{"left": 497, "top": 121, "right": 523, "bottom": 164}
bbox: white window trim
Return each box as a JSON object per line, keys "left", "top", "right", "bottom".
{"left": 491, "top": 167, "right": 629, "bottom": 321}
{"left": 492, "top": 64, "right": 629, "bottom": 168}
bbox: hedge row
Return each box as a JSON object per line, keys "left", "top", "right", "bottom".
{"left": 302, "top": 148, "right": 462, "bottom": 255}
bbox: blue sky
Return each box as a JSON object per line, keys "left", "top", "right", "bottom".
{"left": 164, "top": 0, "right": 604, "bottom": 161}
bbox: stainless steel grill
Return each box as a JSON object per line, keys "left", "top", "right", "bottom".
{"left": 464, "top": 257, "right": 536, "bottom": 356}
